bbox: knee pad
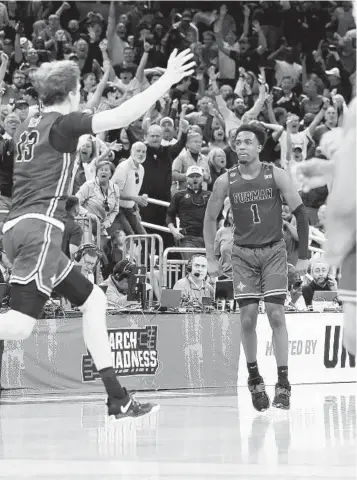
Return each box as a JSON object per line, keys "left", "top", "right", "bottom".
{"left": 0, "top": 310, "right": 36, "bottom": 340}
{"left": 79, "top": 284, "right": 107, "bottom": 314}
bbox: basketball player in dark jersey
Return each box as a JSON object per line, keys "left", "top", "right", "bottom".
{"left": 204, "top": 124, "right": 309, "bottom": 411}
{"left": 296, "top": 97, "right": 356, "bottom": 356}
{"left": 0, "top": 50, "right": 195, "bottom": 420}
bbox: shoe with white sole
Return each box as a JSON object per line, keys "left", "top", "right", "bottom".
{"left": 107, "top": 389, "right": 159, "bottom": 419}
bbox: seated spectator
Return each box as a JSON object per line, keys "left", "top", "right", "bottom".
{"left": 207, "top": 147, "right": 227, "bottom": 191}
{"left": 61, "top": 196, "right": 83, "bottom": 261}
{"left": 173, "top": 255, "right": 214, "bottom": 307}
{"left": 214, "top": 207, "right": 233, "bottom": 277}
{"left": 111, "top": 141, "right": 148, "bottom": 235}
{"left": 74, "top": 243, "right": 102, "bottom": 284}
{"left": 105, "top": 259, "right": 135, "bottom": 309}
{"left": 166, "top": 166, "right": 211, "bottom": 260}
{"left": 76, "top": 160, "right": 120, "bottom": 240}
{"left": 302, "top": 261, "right": 338, "bottom": 307}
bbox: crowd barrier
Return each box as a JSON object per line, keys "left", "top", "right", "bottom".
{"left": 0, "top": 311, "right": 353, "bottom": 396}
{"left": 124, "top": 234, "right": 163, "bottom": 305}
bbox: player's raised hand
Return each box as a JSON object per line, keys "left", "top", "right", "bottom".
{"left": 294, "top": 159, "right": 334, "bottom": 192}
{"left": 165, "top": 48, "right": 195, "bottom": 85}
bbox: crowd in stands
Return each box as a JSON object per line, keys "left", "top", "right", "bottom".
{"left": 0, "top": 0, "right": 354, "bottom": 311}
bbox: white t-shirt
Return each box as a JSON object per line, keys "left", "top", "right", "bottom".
{"left": 279, "top": 129, "right": 311, "bottom": 170}
{"left": 111, "top": 158, "right": 144, "bottom": 209}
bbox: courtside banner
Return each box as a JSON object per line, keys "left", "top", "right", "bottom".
{"left": 237, "top": 312, "right": 355, "bottom": 386}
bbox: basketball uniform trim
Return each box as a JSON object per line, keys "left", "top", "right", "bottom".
{"left": 3, "top": 213, "right": 64, "bottom": 233}
{"left": 10, "top": 222, "right": 54, "bottom": 296}
{"left": 46, "top": 153, "right": 71, "bottom": 218}
{"left": 52, "top": 260, "right": 73, "bottom": 288}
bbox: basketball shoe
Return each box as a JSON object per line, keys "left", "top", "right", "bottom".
{"left": 248, "top": 376, "right": 270, "bottom": 412}
{"left": 272, "top": 383, "right": 291, "bottom": 410}
{"left": 107, "top": 389, "right": 160, "bottom": 419}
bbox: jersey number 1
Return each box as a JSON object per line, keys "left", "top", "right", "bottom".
{"left": 251, "top": 204, "right": 261, "bottom": 224}
{"left": 16, "top": 131, "right": 39, "bottom": 163}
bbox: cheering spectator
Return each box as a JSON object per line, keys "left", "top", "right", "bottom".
{"left": 140, "top": 122, "right": 187, "bottom": 248}
{"left": 172, "top": 131, "right": 210, "bottom": 193}
{"left": 76, "top": 160, "right": 120, "bottom": 240}
{"left": 166, "top": 166, "right": 211, "bottom": 260}
{"left": 207, "top": 148, "right": 227, "bottom": 191}
{"left": 112, "top": 141, "right": 148, "bottom": 235}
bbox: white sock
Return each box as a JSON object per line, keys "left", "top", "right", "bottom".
{"left": 0, "top": 309, "right": 36, "bottom": 340}
{"left": 79, "top": 284, "right": 112, "bottom": 371}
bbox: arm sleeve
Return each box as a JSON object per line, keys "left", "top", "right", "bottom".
{"left": 166, "top": 194, "right": 180, "bottom": 226}
{"left": 49, "top": 112, "right": 94, "bottom": 153}
{"left": 292, "top": 203, "right": 310, "bottom": 260}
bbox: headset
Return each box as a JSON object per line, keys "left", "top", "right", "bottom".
{"left": 186, "top": 254, "right": 207, "bottom": 276}
{"left": 73, "top": 243, "right": 103, "bottom": 264}
{"left": 113, "top": 260, "right": 136, "bottom": 283}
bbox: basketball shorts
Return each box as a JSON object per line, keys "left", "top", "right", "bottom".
{"left": 3, "top": 219, "right": 72, "bottom": 297}
{"left": 339, "top": 245, "right": 356, "bottom": 303}
{"left": 232, "top": 238, "right": 287, "bottom": 301}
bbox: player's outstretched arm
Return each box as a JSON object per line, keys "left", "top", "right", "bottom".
{"left": 91, "top": 49, "right": 195, "bottom": 134}
{"left": 204, "top": 173, "right": 229, "bottom": 277}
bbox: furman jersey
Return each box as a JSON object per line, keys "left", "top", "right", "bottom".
{"left": 228, "top": 163, "right": 283, "bottom": 247}
{"left": 6, "top": 111, "right": 93, "bottom": 230}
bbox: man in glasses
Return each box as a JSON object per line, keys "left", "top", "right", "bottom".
{"left": 112, "top": 141, "right": 148, "bottom": 235}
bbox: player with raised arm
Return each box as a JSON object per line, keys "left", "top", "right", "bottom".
{"left": 0, "top": 49, "right": 195, "bottom": 420}
{"left": 296, "top": 97, "right": 356, "bottom": 356}
{"left": 204, "top": 124, "right": 309, "bottom": 411}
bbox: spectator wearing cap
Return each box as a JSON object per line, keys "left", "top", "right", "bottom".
{"left": 112, "top": 141, "right": 147, "bottom": 236}
{"left": 171, "top": 10, "right": 199, "bottom": 44}
{"left": 172, "top": 131, "right": 210, "bottom": 193}
{"left": 76, "top": 160, "right": 120, "bottom": 240}
{"left": 166, "top": 166, "right": 211, "bottom": 260}
{"left": 13, "top": 98, "right": 29, "bottom": 123}
{"left": 0, "top": 112, "right": 18, "bottom": 220}
{"left": 160, "top": 117, "right": 177, "bottom": 146}
{"left": 61, "top": 196, "right": 83, "bottom": 261}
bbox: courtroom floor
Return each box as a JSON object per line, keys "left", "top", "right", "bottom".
{"left": 0, "top": 383, "right": 355, "bottom": 480}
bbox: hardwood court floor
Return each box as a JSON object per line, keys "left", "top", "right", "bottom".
{"left": 0, "top": 383, "right": 355, "bottom": 479}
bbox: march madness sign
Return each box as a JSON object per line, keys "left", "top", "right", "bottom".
{"left": 82, "top": 326, "right": 159, "bottom": 382}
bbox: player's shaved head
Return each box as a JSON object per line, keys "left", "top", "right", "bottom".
{"left": 33, "top": 60, "right": 80, "bottom": 106}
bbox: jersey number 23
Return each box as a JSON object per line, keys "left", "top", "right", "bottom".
{"left": 16, "top": 131, "right": 39, "bottom": 163}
